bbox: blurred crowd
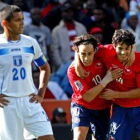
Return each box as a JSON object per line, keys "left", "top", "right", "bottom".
{"left": 0, "top": 0, "right": 140, "bottom": 99}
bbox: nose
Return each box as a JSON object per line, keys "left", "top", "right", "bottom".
{"left": 20, "top": 19, "right": 24, "bottom": 26}
{"left": 121, "top": 50, "right": 126, "bottom": 54}
{"left": 84, "top": 56, "right": 88, "bottom": 60}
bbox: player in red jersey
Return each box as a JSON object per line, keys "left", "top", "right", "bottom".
{"left": 67, "top": 33, "right": 122, "bottom": 140}
{"left": 76, "top": 29, "right": 140, "bottom": 140}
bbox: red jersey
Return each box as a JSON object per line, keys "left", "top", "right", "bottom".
{"left": 96, "top": 44, "right": 140, "bottom": 107}
{"left": 67, "top": 58, "right": 111, "bottom": 110}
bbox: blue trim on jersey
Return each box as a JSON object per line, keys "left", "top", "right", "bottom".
{"left": 1, "top": 74, "right": 4, "bottom": 94}
{"left": 22, "top": 46, "right": 34, "bottom": 54}
{"left": 0, "top": 48, "right": 10, "bottom": 55}
{"left": 34, "top": 55, "right": 46, "bottom": 67}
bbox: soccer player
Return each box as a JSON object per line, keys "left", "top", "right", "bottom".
{"left": 67, "top": 33, "right": 123, "bottom": 140}
{"left": 0, "top": 5, "right": 55, "bottom": 140}
{"left": 76, "top": 29, "right": 140, "bottom": 140}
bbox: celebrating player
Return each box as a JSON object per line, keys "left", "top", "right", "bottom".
{"left": 76, "top": 29, "right": 140, "bottom": 140}
{"left": 67, "top": 33, "right": 122, "bottom": 140}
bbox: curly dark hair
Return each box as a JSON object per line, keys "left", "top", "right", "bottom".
{"left": 72, "top": 33, "right": 98, "bottom": 51}
{"left": 112, "top": 29, "right": 135, "bottom": 47}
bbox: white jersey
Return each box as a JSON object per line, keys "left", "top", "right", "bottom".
{"left": 0, "top": 34, "right": 46, "bottom": 97}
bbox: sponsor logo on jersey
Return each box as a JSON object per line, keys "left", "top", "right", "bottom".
{"left": 74, "top": 80, "right": 84, "bottom": 91}
{"left": 124, "top": 68, "right": 131, "bottom": 74}
{"left": 95, "top": 62, "right": 102, "bottom": 68}
{"left": 13, "top": 55, "right": 22, "bottom": 66}
{"left": 11, "top": 48, "right": 21, "bottom": 52}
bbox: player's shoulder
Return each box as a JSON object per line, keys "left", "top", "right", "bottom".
{"left": 68, "top": 61, "right": 75, "bottom": 72}
{"left": 20, "top": 34, "right": 36, "bottom": 43}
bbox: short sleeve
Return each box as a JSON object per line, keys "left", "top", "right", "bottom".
{"left": 32, "top": 38, "right": 47, "bottom": 67}
{"left": 67, "top": 67, "right": 89, "bottom": 95}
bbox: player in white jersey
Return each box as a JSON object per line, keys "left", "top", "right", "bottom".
{"left": 0, "top": 5, "right": 55, "bottom": 140}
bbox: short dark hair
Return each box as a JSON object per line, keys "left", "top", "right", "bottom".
{"left": 112, "top": 29, "right": 135, "bottom": 47}
{"left": 0, "top": 5, "right": 22, "bottom": 23}
{"left": 73, "top": 33, "right": 98, "bottom": 50}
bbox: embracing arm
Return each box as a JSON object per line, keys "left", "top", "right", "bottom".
{"left": 83, "top": 68, "right": 123, "bottom": 102}
{"left": 100, "top": 88, "right": 140, "bottom": 100}
{"left": 116, "top": 88, "right": 140, "bottom": 98}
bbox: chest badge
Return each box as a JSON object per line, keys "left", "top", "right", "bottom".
{"left": 13, "top": 55, "right": 22, "bottom": 66}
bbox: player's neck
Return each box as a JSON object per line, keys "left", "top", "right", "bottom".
{"left": 3, "top": 32, "right": 20, "bottom": 41}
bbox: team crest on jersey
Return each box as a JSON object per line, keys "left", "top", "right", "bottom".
{"left": 124, "top": 68, "right": 131, "bottom": 74}
{"left": 95, "top": 62, "right": 102, "bottom": 68}
{"left": 74, "top": 80, "right": 84, "bottom": 91}
{"left": 111, "top": 64, "right": 118, "bottom": 69}
{"left": 13, "top": 55, "right": 22, "bottom": 66}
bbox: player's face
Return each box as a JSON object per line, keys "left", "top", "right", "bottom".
{"left": 78, "top": 44, "right": 95, "bottom": 66}
{"left": 115, "top": 43, "right": 132, "bottom": 62}
{"left": 7, "top": 12, "right": 24, "bottom": 35}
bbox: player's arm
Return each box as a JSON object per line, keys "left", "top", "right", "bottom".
{"left": 30, "top": 61, "right": 50, "bottom": 103}
{"left": 82, "top": 68, "right": 122, "bottom": 102}
{"left": 68, "top": 67, "right": 122, "bottom": 102}
{"left": 100, "top": 88, "right": 140, "bottom": 100}
{"left": 38, "top": 61, "right": 50, "bottom": 97}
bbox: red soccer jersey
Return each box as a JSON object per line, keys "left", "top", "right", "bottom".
{"left": 96, "top": 44, "right": 140, "bottom": 107}
{"left": 67, "top": 58, "right": 111, "bottom": 110}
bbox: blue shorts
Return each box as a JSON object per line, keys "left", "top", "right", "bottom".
{"left": 107, "top": 104, "right": 140, "bottom": 140}
{"left": 71, "top": 102, "right": 110, "bottom": 140}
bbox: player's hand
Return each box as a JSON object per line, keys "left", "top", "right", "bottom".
{"left": 100, "top": 89, "right": 118, "bottom": 100}
{"left": 0, "top": 94, "right": 9, "bottom": 108}
{"left": 111, "top": 68, "right": 123, "bottom": 80}
{"left": 29, "top": 93, "right": 44, "bottom": 103}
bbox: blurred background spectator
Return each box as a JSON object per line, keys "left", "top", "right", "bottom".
{"left": 90, "top": 26, "right": 105, "bottom": 44}
{"left": 121, "top": 11, "right": 140, "bottom": 51}
{"left": 52, "top": 107, "right": 67, "bottom": 124}
{"left": 24, "top": 7, "right": 52, "bottom": 64}
{"left": 50, "top": 2, "right": 87, "bottom": 71}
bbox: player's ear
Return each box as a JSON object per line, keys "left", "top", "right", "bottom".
{"left": 1, "top": 20, "right": 7, "bottom": 27}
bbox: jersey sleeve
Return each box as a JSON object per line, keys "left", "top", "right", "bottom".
{"left": 32, "top": 38, "right": 47, "bottom": 67}
{"left": 67, "top": 67, "right": 89, "bottom": 96}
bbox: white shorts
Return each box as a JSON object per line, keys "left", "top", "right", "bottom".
{"left": 0, "top": 96, "right": 53, "bottom": 140}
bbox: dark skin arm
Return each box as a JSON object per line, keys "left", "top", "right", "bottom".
{"left": 29, "top": 61, "right": 51, "bottom": 103}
